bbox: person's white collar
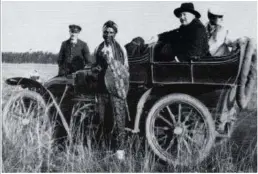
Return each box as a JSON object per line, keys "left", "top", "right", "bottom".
{"left": 70, "top": 39, "right": 78, "bottom": 44}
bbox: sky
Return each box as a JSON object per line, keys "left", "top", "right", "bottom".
{"left": 2, "top": 1, "right": 257, "bottom": 53}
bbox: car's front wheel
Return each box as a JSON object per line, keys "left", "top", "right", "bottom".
{"left": 145, "top": 93, "right": 215, "bottom": 166}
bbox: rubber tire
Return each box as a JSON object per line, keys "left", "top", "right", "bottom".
{"left": 236, "top": 37, "right": 257, "bottom": 109}
{"left": 145, "top": 93, "right": 216, "bottom": 166}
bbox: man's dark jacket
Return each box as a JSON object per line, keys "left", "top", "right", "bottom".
{"left": 158, "top": 19, "right": 209, "bottom": 61}
{"left": 58, "top": 39, "right": 91, "bottom": 75}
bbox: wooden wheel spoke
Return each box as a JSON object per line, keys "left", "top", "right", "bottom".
{"left": 11, "top": 112, "right": 34, "bottom": 123}
{"left": 29, "top": 109, "right": 39, "bottom": 118}
{"left": 166, "top": 106, "right": 176, "bottom": 124}
{"left": 186, "top": 111, "right": 200, "bottom": 122}
{"left": 157, "top": 135, "right": 167, "bottom": 141}
{"left": 36, "top": 103, "right": 42, "bottom": 111}
{"left": 154, "top": 128, "right": 166, "bottom": 138}
{"left": 155, "top": 126, "right": 170, "bottom": 131}
{"left": 185, "top": 134, "right": 202, "bottom": 150}
{"left": 182, "top": 138, "right": 192, "bottom": 155}
{"left": 25, "top": 102, "right": 34, "bottom": 117}
{"left": 185, "top": 134, "right": 198, "bottom": 145}
{"left": 165, "top": 136, "right": 176, "bottom": 152}
{"left": 157, "top": 135, "right": 168, "bottom": 147}
{"left": 188, "top": 122, "right": 206, "bottom": 134}
{"left": 178, "top": 103, "right": 182, "bottom": 123}
{"left": 176, "top": 138, "right": 182, "bottom": 160}
{"left": 19, "top": 98, "right": 27, "bottom": 114}
{"left": 157, "top": 114, "right": 173, "bottom": 127}
{"left": 193, "top": 120, "right": 201, "bottom": 130}
{"left": 14, "top": 101, "right": 22, "bottom": 113}
{"left": 198, "top": 123, "right": 205, "bottom": 131}
{"left": 183, "top": 109, "right": 193, "bottom": 124}
{"left": 10, "top": 102, "right": 17, "bottom": 112}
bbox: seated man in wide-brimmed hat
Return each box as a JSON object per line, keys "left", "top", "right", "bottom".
{"left": 153, "top": 2, "right": 210, "bottom": 62}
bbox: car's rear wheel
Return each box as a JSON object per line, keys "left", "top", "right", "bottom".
{"left": 145, "top": 93, "right": 215, "bottom": 166}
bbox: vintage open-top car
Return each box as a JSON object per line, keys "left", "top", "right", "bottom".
{"left": 3, "top": 37, "right": 256, "bottom": 166}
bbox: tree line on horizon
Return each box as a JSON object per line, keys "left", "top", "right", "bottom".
{"left": 2, "top": 51, "right": 95, "bottom": 64}
{"left": 2, "top": 51, "right": 58, "bottom": 64}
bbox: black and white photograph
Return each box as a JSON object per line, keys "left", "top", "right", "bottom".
{"left": 1, "top": 1, "right": 257, "bottom": 172}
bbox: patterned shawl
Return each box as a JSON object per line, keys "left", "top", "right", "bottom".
{"left": 96, "top": 40, "right": 129, "bottom": 99}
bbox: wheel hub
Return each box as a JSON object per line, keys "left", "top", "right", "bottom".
{"left": 22, "top": 118, "right": 30, "bottom": 125}
{"left": 174, "top": 126, "right": 183, "bottom": 135}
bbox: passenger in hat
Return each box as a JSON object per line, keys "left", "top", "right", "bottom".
{"left": 206, "top": 7, "right": 232, "bottom": 56}
{"left": 57, "top": 24, "right": 91, "bottom": 76}
{"left": 156, "top": 2, "right": 209, "bottom": 61}
{"left": 93, "top": 20, "right": 129, "bottom": 160}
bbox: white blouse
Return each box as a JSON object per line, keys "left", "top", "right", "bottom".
{"left": 206, "top": 22, "right": 230, "bottom": 56}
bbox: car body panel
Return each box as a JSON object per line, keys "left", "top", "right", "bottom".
{"left": 129, "top": 44, "right": 241, "bottom": 86}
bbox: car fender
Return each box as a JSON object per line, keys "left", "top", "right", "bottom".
{"left": 5, "top": 77, "right": 47, "bottom": 92}
{"left": 129, "top": 88, "right": 153, "bottom": 133}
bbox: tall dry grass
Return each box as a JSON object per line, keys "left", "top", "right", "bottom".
{"left": 2, "top": 104, "right": 157, "bottom": 173}
{"left": 2, "top": 97, "right": 257, "bottom": 172}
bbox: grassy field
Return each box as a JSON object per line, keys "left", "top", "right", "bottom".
{"left": 2, "top": 63, "right": 257, "bottom": 172}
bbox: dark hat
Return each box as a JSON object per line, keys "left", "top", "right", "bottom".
{"left": 103, "top": 20, "right": 118, "bottom": 33}
{"left": 69, "top": 24, "right": 82, "bottom": 33}
{"left": 174, "top": 2, "right": 201, "bottom": 18}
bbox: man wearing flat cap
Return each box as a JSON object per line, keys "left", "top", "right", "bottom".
{"left": 157, "top": 2, "right": 209, "bottom": 61}
{"left": 57, "top": 24, "right": 91, "bottom": 76}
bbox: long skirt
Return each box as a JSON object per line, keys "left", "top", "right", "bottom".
{"left": 97, "top": 93, "right": 127, "bottom": 150}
